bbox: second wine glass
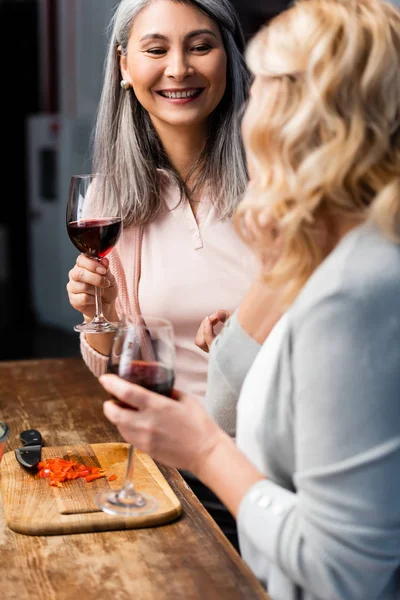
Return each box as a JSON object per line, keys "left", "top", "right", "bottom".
{"left": 66, "top": 173, "right": 122, "bottom": 333}
{"left": 95, "top": 315, "right": 176, "bottom": 516}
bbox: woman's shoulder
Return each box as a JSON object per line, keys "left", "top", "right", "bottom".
{"left": 291, "top": 223, "right": 400, "bottom": 320}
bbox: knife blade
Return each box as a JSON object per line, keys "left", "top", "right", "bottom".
{"left": 15, "top": 429, "right": 43, "bottom": 470}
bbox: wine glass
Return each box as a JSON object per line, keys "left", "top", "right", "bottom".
{"left": 66, "top": 173, "right": 122, "bottom": 333}
{"left": 95, "top": 315, "right": 176, "bottom": 516}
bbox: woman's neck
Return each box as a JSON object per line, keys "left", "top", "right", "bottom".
{"left": 152, "top": 120, "right": 208, "bottom": 183}
{"left": 324, "top": 215, "right": 365, "bottom": 255}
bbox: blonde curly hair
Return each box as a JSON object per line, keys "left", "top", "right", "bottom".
{"left": 236, "top": 0, "right": 400, "bottom": 303}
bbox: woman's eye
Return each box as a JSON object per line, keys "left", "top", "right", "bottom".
{"left": 146, "top": 48, "right": 166, "bottom": 56}
{"left": 192, "top": 44, "right": 212, "bottom": 53}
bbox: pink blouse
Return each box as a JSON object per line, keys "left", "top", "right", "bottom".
{"left": 81, "top": 174, "right": 256, "bottom": 400}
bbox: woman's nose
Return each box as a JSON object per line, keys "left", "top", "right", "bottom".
{"left": 164, "top": 50, "right": 194, "bottom": 81}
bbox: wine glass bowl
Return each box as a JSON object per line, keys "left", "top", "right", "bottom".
{"left": 108, "top": 316, "right": 175, "bottom": 396}
{"left": 66, "top": 218, "right": 121, "bottom": 259}
{"left": 66, "top": 174, "right": 122, "bottom": 333}
{"left": 95, "top": 316, "right": 175, "bottom": 516}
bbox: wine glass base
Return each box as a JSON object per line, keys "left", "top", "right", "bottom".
{"left": 95, "top": 490, "right": 158, "bottom": 516}
{"left": 74, "top": 320, "right": 120, "bottom": 334}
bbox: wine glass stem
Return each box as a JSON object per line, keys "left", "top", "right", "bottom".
{"left": 118, "top": 444, "right": 139, "bottom": 499}
{"left": 94, "top": 285, "right": 105, "bottom": 322}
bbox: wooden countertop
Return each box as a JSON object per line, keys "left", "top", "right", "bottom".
{"left": 0, "top": 358, "right": 269, "bottom": 600}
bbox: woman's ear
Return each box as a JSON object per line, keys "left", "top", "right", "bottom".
{"left": 119, "top": 54, "right": 131, "bottom": 82}
{"left": 118, "top": 48, "right": 130, "bottom": 83}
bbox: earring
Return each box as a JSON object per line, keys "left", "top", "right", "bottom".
{"left": 120, "top": 80, "right": 131, "bottom": 90}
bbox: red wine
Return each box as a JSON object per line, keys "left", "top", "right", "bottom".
{"left": 67, "top": 218, "right": 122, "bottom": 258}
{"left": 109, "top": 361, "right": 175, "bottom": 397}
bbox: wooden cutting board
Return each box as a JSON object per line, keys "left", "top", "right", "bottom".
{"left": 0, "top": 443, "right": 182, "bottom": 536}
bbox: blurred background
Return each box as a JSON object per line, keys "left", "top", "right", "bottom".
{"left": 0, "top": 0, "right": 291, "bottom": 362}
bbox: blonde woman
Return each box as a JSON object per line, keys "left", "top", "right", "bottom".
{"left": 99, "top": 0, "right": 400, "bottom": 597}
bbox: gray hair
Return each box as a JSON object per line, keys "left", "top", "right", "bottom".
{"left": 92, "top": 0, "right": 250, "bottom": 226}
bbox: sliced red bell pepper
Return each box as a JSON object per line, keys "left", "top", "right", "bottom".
{"left": 85, "top": 473, "right": 105, "bottom": 483}
{"left": 37, "top": 457, "right": 109, "bottom": 487}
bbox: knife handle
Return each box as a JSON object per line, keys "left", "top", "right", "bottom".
{"left": 20, "top": 429, "right": 43, "bottom": 447}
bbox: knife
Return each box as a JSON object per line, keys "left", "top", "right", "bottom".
{"left": 15, "top": 429, "right": 43, "bottom": 470}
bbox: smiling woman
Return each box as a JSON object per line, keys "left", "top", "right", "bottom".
{"left": 90, "top": 0, "right": 250, "bottom": 225}
{"left": 66, "top": 0, "right": 256, "bottom": 551}
{"left": 120, "top": 3, "right": 227, "bottom": 134}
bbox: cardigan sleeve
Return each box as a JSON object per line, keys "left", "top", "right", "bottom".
{"left": 79, "top": 334, "right": 109, "bottom": 377}
{"left": 79, "top": 291, "right": 126, "bottom": 377}
{"left": 237, "top": 286, "right": 400, "bottom": 599}
{"left": 205, "top": 311, "right": 261, "bottom": 437}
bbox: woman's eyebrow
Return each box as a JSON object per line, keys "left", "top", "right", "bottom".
{"left": 139, "top": 29, "right": 217, "bottom": 43}
{"left": 186, "top": 29, "right": 217, "bottom": 40}
{"left": 140, "top": 33, "right": 168, "bottom": 42}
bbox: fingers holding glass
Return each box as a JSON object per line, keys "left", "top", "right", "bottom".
{"left": 95, "top": 316, "right": 175, "bottom": 516}
{"left": 66, "top": 174, "right": 122, "bottom": 333}
{"left": 67, "top": 256, "right": 118, "bottom": 322}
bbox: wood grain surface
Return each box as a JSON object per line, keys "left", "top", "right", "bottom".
{"left": 0, "top": 358, "right": 270, "bottom": 600}
{"left": 1, "top": 443, "right": 182, "bottom": 534}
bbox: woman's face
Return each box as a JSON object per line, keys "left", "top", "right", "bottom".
{"left": 242, "top": 76, "right": 281, "bottom": 183}
{"left": 120, "top": 0, "right": 227, "bottom": 133}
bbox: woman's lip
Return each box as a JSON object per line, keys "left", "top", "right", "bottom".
{"left": 155, "top": 87, "right": 204, "bottom": 94}
{"left": 155, "top": 88, "right": 205, "bottom": 104}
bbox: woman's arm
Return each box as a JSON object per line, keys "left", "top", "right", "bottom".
{"left": 202, "top": 275, "right": 283, "bottom": 437}
{"left": 80, "top": 333, "right": 114, "bottom": 377}
{"left": 99, "top": 375, "right": 265, "bottom": 516}
{"left": 100, "top": 274, "right": 400, "bottom": 599}
{"left": 203, "top": 311, "right": 261, "bottom": 437}
{"left": 236, "top": 286, "right": 400, "bottom": 598}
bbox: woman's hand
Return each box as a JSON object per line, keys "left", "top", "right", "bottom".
{"left": 195, "top": 310, "right": 232, "bottom": 353}
{"left": 99, "top": 374, "right": 226, "bottom": 474}
{"left": 67, "top": 254, "right": 119, "bottom": 322}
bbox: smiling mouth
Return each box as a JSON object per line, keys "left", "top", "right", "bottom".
{"left": 156, "top": 88, "right": 204, "bottom": 100}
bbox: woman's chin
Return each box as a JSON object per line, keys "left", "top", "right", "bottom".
{"left": 151, "top": 112, "right": 210, "bottom": 131}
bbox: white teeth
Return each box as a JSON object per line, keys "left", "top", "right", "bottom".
{"left": 160, "top": 89, "right": 200, "bottom": 99}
